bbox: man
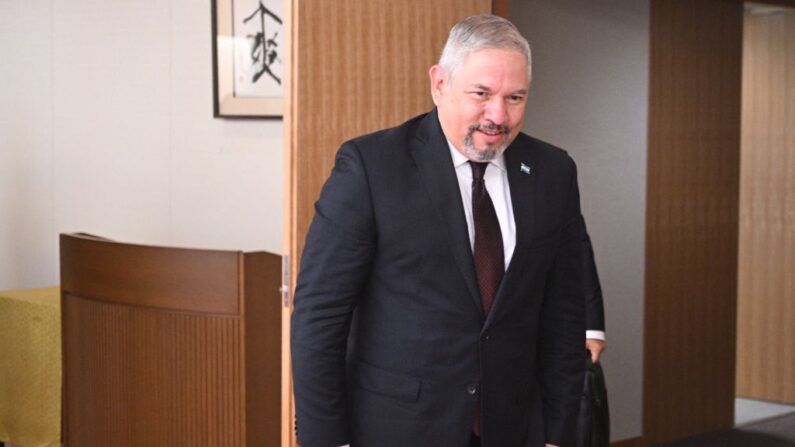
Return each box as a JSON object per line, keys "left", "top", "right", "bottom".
{"left": 291, "top": 15, "right": 585, "bottom": 447}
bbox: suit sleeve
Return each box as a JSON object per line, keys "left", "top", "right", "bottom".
{"left": 538, "top": 159, "right": 587, "bottom": 447}
{"left": 291, "top": 142, "right": 377, "bottom": 447}
{"left": 581, "top": 221, "right": 606, "bottom": 332}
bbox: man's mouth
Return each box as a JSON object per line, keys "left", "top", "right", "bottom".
{"left": 479, "top": 127, "right": 504, "bottom": 136}
{"left": 471, "top": 123, "right": 509, "bottom": 137}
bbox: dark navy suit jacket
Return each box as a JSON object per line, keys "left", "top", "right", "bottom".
{"left": 291, "top": 109, "right": 586, "bottom": 447}
{"left": 582, "top": 227, "right": 606, "bottom": 334}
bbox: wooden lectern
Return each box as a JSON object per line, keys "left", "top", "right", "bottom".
{"left": 60, "top": 233, "right": 281, "bottom": 446}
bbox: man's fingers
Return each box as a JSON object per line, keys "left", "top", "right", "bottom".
{"left": 585, "top": 339, "right": 606, "bottom": 363}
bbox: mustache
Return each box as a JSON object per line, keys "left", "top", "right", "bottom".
{"left": 468, "top": 122, "right": 510, "bottom": 134}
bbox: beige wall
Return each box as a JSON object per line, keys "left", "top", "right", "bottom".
{"left": 0, "top": 0, "right": 283, "bottom": 290}
{"left": 510, "top": 0, "right": 649, "bottom": 441}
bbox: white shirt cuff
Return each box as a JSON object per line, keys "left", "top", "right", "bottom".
{"left": 586, "top": 330, "right": 606, "bottom": 341}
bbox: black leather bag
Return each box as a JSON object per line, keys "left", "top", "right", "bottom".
{"left": 577, "top": 355, "right": 610, "bottom": 447}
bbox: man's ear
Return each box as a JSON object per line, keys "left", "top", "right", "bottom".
{"left": 429, "top": 65, "right": 447, "bottom": 106}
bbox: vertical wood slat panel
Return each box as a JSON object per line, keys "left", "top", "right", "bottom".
{"left": 244, "top": 252, "right": 282, "bottom": 445}
{"left": 736, "top": 8, "right": 795, "bottom": 404}
{"left": 61, "top": 235, "right": 282, "bottom": 446}
{"left": 284, "top": 2, "right": 491, "bottom": 445}
{"left": 64, "top": 296, "right": 243, "bottom": 446}
{"left": 644, "top": 0, "right": 743, "bottom": 444}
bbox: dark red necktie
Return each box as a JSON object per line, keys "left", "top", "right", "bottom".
{"left": 470, "top": 161, "right": 505, "bottom": 437}
{"left": 470, "top": 161, "right": 504, "bottom": 316}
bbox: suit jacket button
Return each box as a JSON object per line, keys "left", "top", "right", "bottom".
{"left": 481, "top": 334, "right": 490, "bottom": 341}
{"left": 466, "top": 384, "right": 478, "bottom": 395}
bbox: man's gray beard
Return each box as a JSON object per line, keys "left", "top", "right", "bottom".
{"left": 461, "top": 128, "right": 510, "bottom": 162}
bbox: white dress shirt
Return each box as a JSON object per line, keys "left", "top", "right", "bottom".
{"left": 586, "top": 330, "right": 605, "bottom": 341}
{"left": 447, "top": 141, "right": 516, "bottom": 268}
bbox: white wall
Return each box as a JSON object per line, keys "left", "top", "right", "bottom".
{"left": 0, "top": 0, "right": 283, "bottom": 290}
{"left": 511, "top": 0, "right": 649, "bottom": 441}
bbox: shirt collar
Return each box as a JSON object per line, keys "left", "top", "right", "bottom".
{"left": 447, "top": 140, "right": 507, "bottom": 172}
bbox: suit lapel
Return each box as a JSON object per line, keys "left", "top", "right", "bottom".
{"left": 484, "top": 138, "right": 538, "bottom": 329}
{"left": 504, "top": 139, "right": 537, "bottom": 248}
{"left": 409, "top": 110, "right": 483, "bottom": 315}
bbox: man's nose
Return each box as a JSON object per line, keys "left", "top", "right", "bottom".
{"left": 483, "top": 98, "right": 508, "bottom": 125}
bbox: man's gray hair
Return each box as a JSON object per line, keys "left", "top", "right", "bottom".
{"left": 438, "top": 15, "right": 532, "bottom": 83}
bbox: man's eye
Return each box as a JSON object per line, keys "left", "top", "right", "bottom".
{"left": 509, "top": 95, "right": 525, "bottom": 103}
{"left": 471, "top": 91, "right": 487, "bottom": 98}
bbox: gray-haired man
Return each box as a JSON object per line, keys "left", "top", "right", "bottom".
{"left": 292, "top": 15, "right": 585, "bottom": 447}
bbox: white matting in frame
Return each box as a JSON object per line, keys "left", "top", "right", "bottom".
{"left": 213, "top": 0, "right": 284, "bottom": 118}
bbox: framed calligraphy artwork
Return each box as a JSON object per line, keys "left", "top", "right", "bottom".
{"left": 212, "top": 0, "right": 284, "bottom": 118}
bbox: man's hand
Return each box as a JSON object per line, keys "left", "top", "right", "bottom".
{"left": 585, "top": 338, "right": 606, "bottom": 363}
{"left": 546, "top": 444, "right": 560, "bottom": 447}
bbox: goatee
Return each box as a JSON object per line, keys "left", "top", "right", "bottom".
{"left": 460, "top": 122, "right": 511, "bottom": 162}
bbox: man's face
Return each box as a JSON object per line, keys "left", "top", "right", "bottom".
{"left": 430, "top": 48, "right": 529, "bottom": 162}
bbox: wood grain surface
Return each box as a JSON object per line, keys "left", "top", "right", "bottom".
{"left": 60, "top": 234, "right": 281, "bottom": 446}
{"left": 736, "top": 6, "right": 795, "bottom": 404}
{"left": 643, "top": 0, "right": 743, "bottom": 443}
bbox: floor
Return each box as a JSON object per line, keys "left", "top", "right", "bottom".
{"left": 659, "top": 399, "right": 795, "bottom": 447}
{"left": 643, "top": 398, "right": 795, "bottom": 447}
